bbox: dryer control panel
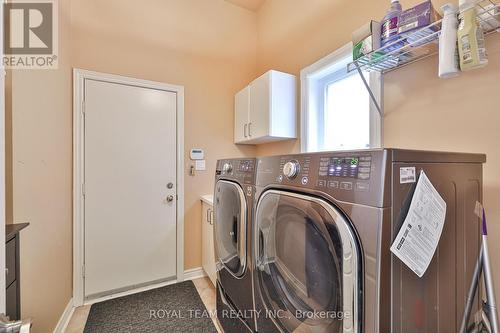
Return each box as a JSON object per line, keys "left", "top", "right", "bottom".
{"left": 319, "top": 156, "right": 372, "bottom": 179}
{"left": 256, "top": 150, "right": 389, "bottom": 207}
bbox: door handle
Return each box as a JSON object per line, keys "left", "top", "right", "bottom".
{"left": 206, "top": 209, "right": 212, "bottom": 224}
{"left": 248, "top": 122, "right": 252, "bottom": 137}
{"left": 230, "top": 216, "right": 238, "bottom": 243}
{"left": 165, "top": 195, "right": 174, "bottom": 203}
{"left": 244, "top": 124, "right": 248, "bottom": 138}
{"left": 258, "top": 229, "right": 265, "bottom": 271}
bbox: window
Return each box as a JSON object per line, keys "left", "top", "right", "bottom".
{"left": 300, "top": 43, "right": 382, "bottom": 153}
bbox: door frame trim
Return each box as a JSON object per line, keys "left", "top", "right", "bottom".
{"left": 0, "top": 2, "right": 6, "bottom": 312}
{"left": 72, "top": 69, "right": 185, "bottom": 306}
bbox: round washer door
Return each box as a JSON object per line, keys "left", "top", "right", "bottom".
{"left": 255, "top": 190, "right": 361, "bottom": 333}
{"left": 214, "top": 180, "right": 247, "bottom": 277}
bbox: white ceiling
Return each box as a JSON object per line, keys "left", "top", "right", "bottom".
{"left": 224, "top": 0, "right": 266, "bottom": 12}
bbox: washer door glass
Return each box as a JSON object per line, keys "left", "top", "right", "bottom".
{"left": 255, "top": 190, "right": 360, "bottom": 333}
{"left": 214, "top": 180, "right": 247, "bottom": 277}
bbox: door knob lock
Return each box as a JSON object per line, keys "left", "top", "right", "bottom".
{"left": 165, "top": 195, "right": 174, "bottom": 203}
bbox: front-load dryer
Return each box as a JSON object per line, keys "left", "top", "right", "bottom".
{"left": 253, "top": 149, "right": 484, "bottom": 333}
{"left": 214, "top": 158, "right": 257, "bottom": 332}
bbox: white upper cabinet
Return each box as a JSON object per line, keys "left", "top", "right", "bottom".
{"left": 234, "top": 88, "right": 250, "bottom": 143}
{"left": 234, "top": 70, "right": 296, "bottom": 145}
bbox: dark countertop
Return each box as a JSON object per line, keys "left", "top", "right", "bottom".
{"left": 6, "top": 223, "right": 29, "bottom": 241}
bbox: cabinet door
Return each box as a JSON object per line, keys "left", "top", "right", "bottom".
{"left": 249, "top": 72, "right": 270, "bottom": 140}
{"left": 201, "top": 202, "right": 216, "bottom": 286}
{"left": 234, "top": 87, "right": 249, "bottom": 144}
{"left": 207, "top": 211, "right": 216, "bottom": 286}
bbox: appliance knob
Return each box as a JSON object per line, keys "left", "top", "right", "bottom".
{"left": 283, "top": 161, "right": 300, "bottom": 179}
{"left": 222, "top": 163, "right": 233, "bottom": 174}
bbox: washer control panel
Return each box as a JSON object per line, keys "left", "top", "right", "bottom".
{"left": 220, "top": 160, "right": 255, "bottom": 175}
{"left": 217, "top": 159, "right": 256, "bottom": 185}
{"left": 238, "top": 160, "right": 254, "bottom": 172}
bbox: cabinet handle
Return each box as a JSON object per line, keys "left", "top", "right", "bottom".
{"left": 248, "top": 122, "right": 252, "bottom": 137}
{"left": 244, "top": 124, "right": 248, "bottom": 138}
{"left": 206, "top": 209, "right": 211, "bottom": 223}
{"left": 209, "top": 210, "right": 214, "bottom": 225}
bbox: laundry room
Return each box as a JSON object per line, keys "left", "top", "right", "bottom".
{"left": 0, "top": 0, "right": 499, "bottom": 332}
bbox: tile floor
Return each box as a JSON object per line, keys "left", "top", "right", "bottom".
{"left": 65, "top": 277, "right": 221, "bottom": 333}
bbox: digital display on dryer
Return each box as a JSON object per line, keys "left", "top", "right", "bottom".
{"left": 319, "top": 155, "right": 371, "bottom": 179}
{"left": 327, "top": 157, "right": 359, "bottom": 178}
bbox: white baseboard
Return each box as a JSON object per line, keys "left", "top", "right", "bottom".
{"left": 84, "top": 268, "right": 206, "bottom": 306}
{"left": 53, "top": 298, "right": 74, "bottom": 333}
{"left": 183, "top": 267, "right": 206, "bottom": 281}
{"left": 85, "top": 278, "right": 177, "bottom": 306}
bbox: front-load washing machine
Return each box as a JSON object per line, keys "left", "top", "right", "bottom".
{"left": 253, "top": 149, "right": 485, "bottom": 333}
{"left": 214, "top": 158, "right": 257, "bottom": 332}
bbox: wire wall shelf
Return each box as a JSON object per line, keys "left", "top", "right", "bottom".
{"left": 347, "top": 0, "right": 500, "bottom": 74}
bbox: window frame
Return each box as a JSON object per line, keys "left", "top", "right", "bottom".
{"left": 300, "top": 42, "right": 383, "bottom": 153}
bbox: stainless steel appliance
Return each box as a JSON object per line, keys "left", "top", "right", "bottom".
{"left": 214, "top": 158, "right": 257, "bottom": 332}
{"left": 252, "top": 149, "right": 485, "bottom": 333}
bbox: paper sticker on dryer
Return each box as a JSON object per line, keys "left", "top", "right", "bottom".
{"left": 400, "top": 167, "right": 416, "bottom": 184}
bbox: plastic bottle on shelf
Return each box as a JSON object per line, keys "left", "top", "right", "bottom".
{"left": 457, "top": 0, "right": 488, "bottom": 71}
{"left": 381, "top": 0, "right": 403, "bottom": 47}
{"left": 439, "top": 3, "right": 460, "bottom": 78}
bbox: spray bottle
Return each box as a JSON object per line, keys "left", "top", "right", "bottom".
{"left": 457, "top": 0, "right": 488, "bottom": 71}
{"left": 439, "top": 3, "right": 460, "bottom": 78}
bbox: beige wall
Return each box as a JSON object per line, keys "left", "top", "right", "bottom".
{"left": 10, "top": 1, "right": 72, "bottom": 332}
{"left": 9, "top": 0, "right": 258, "bottom": 331}
{"left": 255, "top": 0, "right": 500, "bottom": 302}
{"left": 7, "top": 0, "right": 500, "bottom": 331}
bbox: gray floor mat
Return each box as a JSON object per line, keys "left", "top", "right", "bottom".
{"left": 84, "top": 281, "right": 217, "bottom": 333}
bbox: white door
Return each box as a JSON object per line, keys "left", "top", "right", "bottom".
{"left": 84, "top": 79, "right": 177, "bottom": 298}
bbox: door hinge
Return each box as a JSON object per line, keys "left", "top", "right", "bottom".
{"left": 82, "top": 264, "right": 85, "bottom": 278}
{"left": 81, "top": 183, "right": 85, "bottom": 197}
{"left": 81, "top": 100, "right": 86, "bottom": 115}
